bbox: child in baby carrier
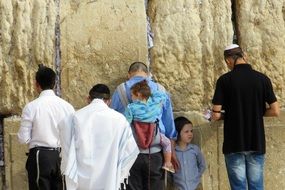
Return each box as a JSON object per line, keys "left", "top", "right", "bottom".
{"left": 124, "top": 80, "right": 175, "bottom": 173}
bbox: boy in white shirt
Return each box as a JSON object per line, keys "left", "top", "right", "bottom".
{"left": 18, "top": 65, "right": 75, "bottom": 190}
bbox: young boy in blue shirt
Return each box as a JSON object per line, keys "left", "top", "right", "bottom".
{"left": 172, "top": 117, "right": 206, "bottom": 190}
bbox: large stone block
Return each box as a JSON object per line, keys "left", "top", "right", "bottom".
{"left": 236, "top": 1, "right": 285, "bottom": 107}
{"left": 0, "top": 0, "right": 57, "bottom": 114}
{"left": 4, "top": 117, "right": 28, "bottom": 190}
{"left": 60, "top": 0, "right": 148, "bottom": 109}
{"left": 0, "top": 0, "right": 284, "bottom": 189}
{"left": 1, "top": 0, "right": 284, "bottom": 114}
{"left": 148, "top": 0, "right": 234, "bottom": 111}
{"left": 264, "top": 111, "right": 285, "bottom": 189}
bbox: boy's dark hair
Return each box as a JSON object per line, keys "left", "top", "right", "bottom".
{"left": 89, "top": 84, "right": 110, "bottom": 101}
{"left": 128, "top": 62, "right": 148, "bottom": 74}
{"left": 131, "top": 80, "right": 151, "bottom": 99}
{"left": 174, "top": 116, "right": 193, "bottom": 141}
{"left": 35, "top": 64, "right": 56, "bottom": 90}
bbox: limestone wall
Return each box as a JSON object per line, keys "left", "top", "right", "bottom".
{"left": 236, "top": 0, "right": 285, "bottom": 107}
{"left": 3, "top": 117, "right": 28, "bottom": 190}
{"left": 1, "top": 0, "right": 285, "bottom": 189}
{"left": 148, "top": 0, "right": 233, "bottom": 111}
{"left": 1, "top": 0, "right": 284, "bottom": 114}
{"left": 147, "top": 0, "right": 285, "bottom": 111}
{"left": 0, "top": 0, "right": 57, "bottom": 114}
{"left": 60, "top": 0, "right": 148, "bottom": 108}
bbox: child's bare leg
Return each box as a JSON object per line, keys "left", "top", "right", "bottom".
{"left": 161, "top": 133, "right": 175, "bottom": 173}
{"left": 164, "top": 151, "right": 172, "bottom": 165}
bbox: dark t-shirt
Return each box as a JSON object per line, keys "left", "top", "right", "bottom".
{"left": 212, "top": 64, "right": 277, "bottom": 154}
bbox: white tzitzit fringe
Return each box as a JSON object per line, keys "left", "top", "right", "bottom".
{"left": 119, "top": 174, "right": 130, "bottom": 190}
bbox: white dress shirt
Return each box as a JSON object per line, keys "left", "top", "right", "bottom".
{"left": 59, "top": 99, "right": 139, "bottom": 190}
{"left": 18, "top": 89, "right": 75, "bottom": 149}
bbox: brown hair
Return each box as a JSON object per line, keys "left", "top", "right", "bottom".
{"left": 131, "top": 80, "right": 151, "bottom": 99}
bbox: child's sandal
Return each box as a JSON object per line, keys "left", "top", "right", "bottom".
{"left": 162, "top": 166, "right": 175, "bottom": 173}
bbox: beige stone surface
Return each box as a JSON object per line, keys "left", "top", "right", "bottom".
{"left": 0, "top": 0, "right": 57, "bottom": 114}
{"left": 60, "top": 0, "right": 148, "bottom": 109}
{"left": 4, "top": 117, "right": 28, "bottom": 190}
{"left": 0, "top": 0, "right": 285, "bottom": 188}
{"left": 236, "top": 1, "right": 285, "bottom": 106}
{"left": 1, "top": 0, "right": 284, "bottom": 113}
{"left": 148, "top": 0, "right": 234, "bottom": 111}
{"left": 264, "top": 111, "right": 285, "bottom": 189}
{"left": 265, "top": 126, "right": 285, "bottom": 189}
{"left": 195, "top": 122, "right": 225, "bottom": 190}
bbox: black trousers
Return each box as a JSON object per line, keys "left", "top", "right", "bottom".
{"left": 126, "top": 152, "right": 164, "bottom": 190}
{"left": 26, "top": 147, "right": 63, "bottom": 190}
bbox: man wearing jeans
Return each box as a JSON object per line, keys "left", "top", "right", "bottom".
{"left": 211, "top": 44, "right": 280, "bottom": 190}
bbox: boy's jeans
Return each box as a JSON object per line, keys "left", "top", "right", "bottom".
{"left": 225, "top": 152, "right": 265, "bottom": 190}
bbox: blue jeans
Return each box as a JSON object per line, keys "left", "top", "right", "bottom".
{"left": 225, "top": 152, "right": 265, "bottom": 190}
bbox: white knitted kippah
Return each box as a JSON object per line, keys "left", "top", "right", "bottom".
{"left": 224, "top": 44, "right": 239, "bottom": 51}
